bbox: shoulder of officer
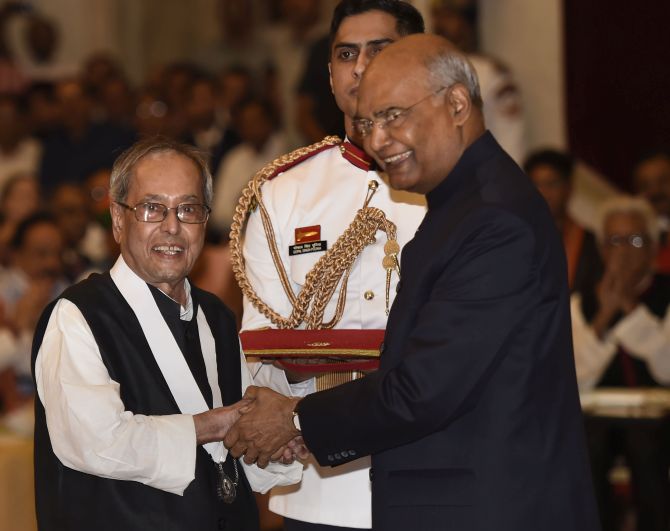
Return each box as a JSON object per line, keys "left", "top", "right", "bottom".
{"left": 259, "top": 135, "right": 343, "bottom": 183}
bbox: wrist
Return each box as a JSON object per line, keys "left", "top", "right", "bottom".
{"left": 290, "top": 397, "right": 302, "bottom": 434}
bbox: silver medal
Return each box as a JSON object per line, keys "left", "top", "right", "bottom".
{"left": 216, "top": 460, "right": 239, "bottom": 504}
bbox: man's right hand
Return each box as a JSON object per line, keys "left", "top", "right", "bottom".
{"left": 193, "top": 398, "right": 253, "bottom": 445}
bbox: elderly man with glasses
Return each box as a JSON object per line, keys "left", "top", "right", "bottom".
{"left": 31, "top": 137, "right": 300, "bottom": 531}
{"left": 572, "top": 195, "right": 670, "bottom": 531}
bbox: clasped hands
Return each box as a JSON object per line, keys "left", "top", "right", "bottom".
{"left": 221, "top": 386, "right": 310, "bottom": 468}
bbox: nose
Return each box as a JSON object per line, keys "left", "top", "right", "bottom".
{"left": 353, "top": 54, "right": 368, "bottom": 79}
{"left": 367, "top": 121, "right": 390, "bottom": 154}
{"left": 161, "top": 208, "right": 181, "bottom": 234}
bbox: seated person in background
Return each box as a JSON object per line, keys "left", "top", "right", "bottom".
{"left": 0, "top": 212, "right": 68, "bottom": 413}
{"left": 571, "top": 195, "right": 670, "bottom": 531}
{"left": 210, "top": 97, "right": 286, "bottom": 234}
{"left": 38, "top": 78, "right": 136, "bottom": 194}
{"left": 632, "top": 149, "right": 670, "bottom": 274}
{"left": 524, "top": 148, "right": 602, "bottom": 292}
{"left": 0, "top": 94, "right": 42, "bottom": 189}
{"left": 50, "top": 182, "right": 109, "bottom": 279}
{"left": 0, "top": 172, "right": 40, "bottom": 264}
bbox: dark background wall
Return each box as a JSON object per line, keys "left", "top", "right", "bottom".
{"left": 564, "top": 0, "right": 670, "bottom": 189}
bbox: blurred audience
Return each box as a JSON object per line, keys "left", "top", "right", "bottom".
{"left": 134, "top": 86, "right": 171, "bottom": 137}
{"left": 632, "top": 149, "right": 670, "bottom": 274}
{"left": 38, "top": 78, "right": 136, "bottom": 193}
{"left": 525, "top": 148, "right": 602, "bottom": 292}
{"left": 0, "top": 173, "right": 40, "bottom": 264}
{"left": 432, "top": 0, "right": 526, "bottom": 162}
{"left": 210, "top": 97, "right": 287, "bottom": 234}
{"left": 24, "top": 81, "right": 60, "bottom": 139}
{"left": 182, "top": 74, "right": 226, "bottom": 164}
{"left": 195, "top": 0, "right": 272, "bottom": 92}
{"left": 97, "top": 74, "right": 135, "bottom": 128}
{"left": 8, "top": 11, "right": 77, "bottom": 82}
{"left": 266, "top": 0, "right": 326, "bottom": 148}
{"left": 295, "top": 34, "right": 344, "bottom": 143}
{"left": 572, "top": 195, "right": 670, "bottom": 531}
{"left": 0, "top": 212, "right": 68, "bottom": 414}
{"left": 0, "top": 94, "right": 41, "bottom": 189}
{"left": 49, "top": 182, "right": 108, "bottom": 280}
{"left": 0, "top": 3, "right": 29, "bottom": 94}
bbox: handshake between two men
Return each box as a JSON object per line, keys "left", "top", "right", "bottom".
{"left": 196, "top": 386, "right": 310, "bottom": 468}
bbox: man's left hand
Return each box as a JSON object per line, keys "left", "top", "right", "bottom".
{"left": 224, "top": 386, "right": 302, "bottom": 468}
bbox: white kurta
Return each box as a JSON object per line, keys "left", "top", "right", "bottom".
{"left": 35, "top": 256, "right": 301, "bottom": 497}
{"left": 571, "top": 292, "right": 670, "bottom": 391}
{"left": 242, "top": 144, "right": 426, "bottom": 527}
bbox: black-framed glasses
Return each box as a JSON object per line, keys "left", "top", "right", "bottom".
{"left": 352, "top": 85, "right": 448, "bottom": 138}
{"left": 606, "top": 233, "right": 650, "bottom": 249}
{"left": 116, "top": 201, "right": 211, "bottom": 224}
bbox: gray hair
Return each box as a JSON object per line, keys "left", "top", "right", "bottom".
{"left": 425, "top": 49, "right": 482, "bottom": 108}
{"left": 595, "top": 195, "right": 659, "bottom": 245}
{"left": 109, "top": 136, "right": 213, "bottom": 206}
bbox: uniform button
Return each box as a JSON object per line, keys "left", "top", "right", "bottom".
{"left": 350, "top": 449, "right": 357, "bottom": 456}
{"left": 341, "top": 450, "right": 349, "bottom": 458}
{"left": 334, "top": 453, "right": 341, "bottom": 460}
{"left": 369, "top": 468, "right": 375, "bottom": 481}
{"left": 364, "top": 290, "right": 375, "bottom": 300}
{"left": 327, "top": 454, "right": 334, "bottom": 462}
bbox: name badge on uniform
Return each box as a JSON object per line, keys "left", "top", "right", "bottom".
{"left": 289, "top": 224, "right": 327, "bottom": 256}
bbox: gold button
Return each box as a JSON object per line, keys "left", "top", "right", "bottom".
{"left": 364, "top": 290, "right": 375, "bottom": 300}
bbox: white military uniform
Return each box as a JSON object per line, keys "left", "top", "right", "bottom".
{"left": 241, "top": 140, "right": 426, "bottom": 528}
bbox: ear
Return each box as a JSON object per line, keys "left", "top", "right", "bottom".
{"left": 110, "top": 202, "right": 124, "bottom": 245}
{"left": 328, "top": 62, "right": 334, "bottom": 95}
{"left": 447, "top": 84, "right": 472, "bottom": 126}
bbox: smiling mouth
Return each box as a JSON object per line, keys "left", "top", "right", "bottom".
{"left": 153, "top": 244, "right": 184, "bottom": 256}
{"left": 383, "top": 150, "right": 412, "bottom": 166}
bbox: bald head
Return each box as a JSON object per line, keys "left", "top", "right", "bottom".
{"left": 362, "top": 34, "right": 482, "bottom": 109}
{"left": 354, "top": 34, "right": 485, "bottom": 194}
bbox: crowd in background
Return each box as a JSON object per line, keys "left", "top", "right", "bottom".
{"left": 0, "top": 0, "right": 668, "bottom": 530}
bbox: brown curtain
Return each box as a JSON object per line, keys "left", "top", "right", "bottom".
{"left": 563, "top": 0, "right": 670, "bottom": 189}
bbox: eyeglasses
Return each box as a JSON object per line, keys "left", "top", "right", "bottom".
{"left": 352, "top": 86, "right": 448, "bottom": 138}
{"left": 116, "top": 201, "right": 211, "bottom": 224}
{"left": 605, "top": 233, "right": 650, "bottom": 249}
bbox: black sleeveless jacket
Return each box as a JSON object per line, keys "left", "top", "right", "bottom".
{"left": 31, "top": 272, "right": 258, "bottom": 531}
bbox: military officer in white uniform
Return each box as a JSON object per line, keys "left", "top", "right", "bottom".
{"left": 231, "top": 2, "right": 426, "bottom": 529}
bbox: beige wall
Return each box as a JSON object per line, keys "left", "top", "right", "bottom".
{"left": 479, "top": 0, "right": 567, "bottom": 152}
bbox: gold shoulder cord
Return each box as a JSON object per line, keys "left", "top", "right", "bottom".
{"left": 229, "top": 136, "right": 401, "bottom": 330}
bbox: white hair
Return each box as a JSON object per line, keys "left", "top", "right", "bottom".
{"left": 595, "top": 195, "right": 659, "bottom": 245}
{"left": 425, "top": 49, "right": 482, "bottom": 108}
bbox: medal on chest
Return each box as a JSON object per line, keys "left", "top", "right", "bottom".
{"left": 215, "top": 459, "right": 239, "bottom": 504}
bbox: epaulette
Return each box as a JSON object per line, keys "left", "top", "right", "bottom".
{"left": 263, "top": 135, "right": 342, "bottom": 182}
